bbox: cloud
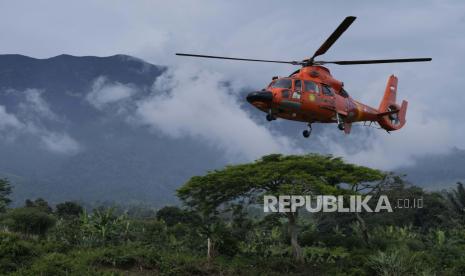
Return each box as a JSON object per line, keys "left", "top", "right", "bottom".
{"left": 328, "top": 114, "right": 455, "bottom": 170}
{"left": 86, "top": 76, "right": 137, "bottom": 110}
{"left": 1, "top": 0, "right": 464, "bottom": 168}
{"left": 19, "top": 89, "right": 60, "bottom": 121}
{"left": 134, "top": 66, "right": 299, "bottom": 161}
{"left": 0, "top": 105, "right": 24, "bottom": 130}
{"left": 40, "top": 132, "right": 81, "bottom": 155}
{"left": 0, "top": 89, "right": 81, "bottom": 155}
{"left": 309, "top": 70, "right": 465, "bottom": 170}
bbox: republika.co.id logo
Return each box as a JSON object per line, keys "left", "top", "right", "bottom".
{"left": 264, "top": 195, "right": 423, "bottom": 213}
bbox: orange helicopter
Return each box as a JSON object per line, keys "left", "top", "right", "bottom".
{"left": 176, "top": 16, "right": 431, "bottom": 138}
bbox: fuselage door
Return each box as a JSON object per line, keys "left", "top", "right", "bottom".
{"left": 279, "top": 79, "right": 302, "bottom": 111}
{"left": 319, "top": 84, "right": 336, "bottom": 111}
{"left": 335, "top": 96, "right": 349, "bottom": 116}
{"left": 290, "top": 79, "right": 303, "bottom": 102}
{"left": 303, "top": 80, "right": 319, "bottom": 104}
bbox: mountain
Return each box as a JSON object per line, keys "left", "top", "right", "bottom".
{"left": 0, "top": 54, "right": 461, "bottom": 207}
{"left": 0, "top": 54, "right": 226, "bottom": 206}
{"left": 396, "top": 147, "right": 465, "bottom": 190}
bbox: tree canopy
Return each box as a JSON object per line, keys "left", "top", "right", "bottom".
{"left": 177, "top": 154, "right": 386, "bottom": 261}
{"left": 178, "top": 154, "right": 385, "bottom": 211}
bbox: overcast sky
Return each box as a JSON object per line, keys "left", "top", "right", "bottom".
{"left": 1, "top": 0, "right": 464, "bottom": 169}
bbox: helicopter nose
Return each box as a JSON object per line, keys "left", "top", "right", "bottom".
{"left": 246, "top": 91, "right": 273, "bottom": 103}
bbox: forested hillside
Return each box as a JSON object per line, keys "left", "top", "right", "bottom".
{"left": 1, "top": 154, "right": 464, "bottom": 275}
{"left": 0, "top": 54, "right": 226, "bottom": 205}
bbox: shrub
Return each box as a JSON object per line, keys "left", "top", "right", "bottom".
{"left": 0, "top": 232, "right": 37, "bottom": 273}
{"left": 91, "top": 245, "right": 161, "bottom": 270}
{"left": 12, "top": 252, "right": 93, "bottom": 275}
{"left": 141, "top": 219, "right": 168, "bottom": 246}
{"left": 303, "top": 246, "right": 349, "bottom": 264}
{"left": 55, "top": 201, "right": 83, "bottom": 218}
{"left": 368, "top": 248, "right": 426, "bottom": 276}
{"left": 156, "top": 206, "right": 199, "bottom": 227}
{"left": 3, "top": 207, "right": 56, "bottom": 236}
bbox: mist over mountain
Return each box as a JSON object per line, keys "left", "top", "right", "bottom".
{"left": 0, "top": 54, "right": 460, "bottom": 206}
{"left": 0, "top": 54, "right": 227, "bottom": 206}
{"left": 396, "top": 147, "right": 465, "bottom": 190}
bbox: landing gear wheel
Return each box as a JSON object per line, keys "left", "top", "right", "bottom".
{"left": 338, "top": 123, "right": 345, "bottom": 131}
{"left": 266, "top": 114, "right": 275, "bottom": 121}
{"left": 303, "top": 123, "right": 312, "bottom": 138}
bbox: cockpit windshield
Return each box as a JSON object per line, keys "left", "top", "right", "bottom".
{"left": 270, "top": 78, "right": 292, "bottom": 89}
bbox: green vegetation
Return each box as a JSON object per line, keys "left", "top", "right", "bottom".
{"left": 0, "top": 178, "right": 12, "bottom": 213}
{"left": 1, "top": 154, "right": 465, "bottom": 275}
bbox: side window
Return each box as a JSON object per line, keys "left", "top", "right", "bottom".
{"left": 281, "top": 90, "right": 289, "bottom": 99}
{"left": 291, "top": 80, "right": 302, "bottom": 100}
{"left": 292, "top": 91, "right": 301, "bottom": 100}
{"left": 294, "top": 80, "right": 302, "bottom": 92}
{"left": 304, "top": 81, "right": 320, "bottom": 93}
{"left": 322, "top": 85, "right": 334, "bottom": 96}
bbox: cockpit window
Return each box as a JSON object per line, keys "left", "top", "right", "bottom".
{"left": 270, "top": 78, "right": 292, "bottom": 89}
{"left": 304, "top": 81, "right": 320, "bottom": 93}
{"left": 294, "top": 80, "right": 302, "bottom": 91}
{"left": 281, "top": 90, "right": 289, "bottom": 98}
{"left": 322, "top": 85, "right": 334, "bottom": 96}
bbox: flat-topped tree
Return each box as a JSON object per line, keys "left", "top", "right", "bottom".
{"left": 177, "top": 154, "right": 385, "bottom": 262}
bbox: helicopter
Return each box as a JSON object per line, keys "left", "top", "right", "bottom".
{"left": 176, "top": 16, "right": 431, "bottom": 138}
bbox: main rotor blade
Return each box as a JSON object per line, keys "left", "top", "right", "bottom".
{"left": 175, "top": 53, "right": 300, "bottom": 65}
{"left": 311, "top": 16, "right": 356, "bottom": 59}
{"left": 318, "top": 58, "right": 432, "bottom": 65}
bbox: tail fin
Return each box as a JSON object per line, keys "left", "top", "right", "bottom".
{"left": 377, "top": 75, "right": 408, "bottom": 131}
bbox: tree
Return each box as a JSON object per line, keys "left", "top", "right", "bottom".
{"left": 447, "top": 182, "right": 465, "bottom": 222}
{"left": 156, "top": 206, "right": 199, "bottom": 227}
{"left": 4, "top": 207, "right": 56, "bottom": 236}
{"left": 0, "top": 178, "right": 12, "bottom": 213}
{"left": 79, "top": 207, "right": 131, "bottom": 246}
{"left": 55, "top": 201, "right": 83, "bottom": 218}
{"left": 25, "top": 198, "right": 53, "bottom": 214}
{"left": 177, "top": 154, "right": 385, "bottom": 262}
{"left": 363, "top": 177, "right": 453, "bottom": 231}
